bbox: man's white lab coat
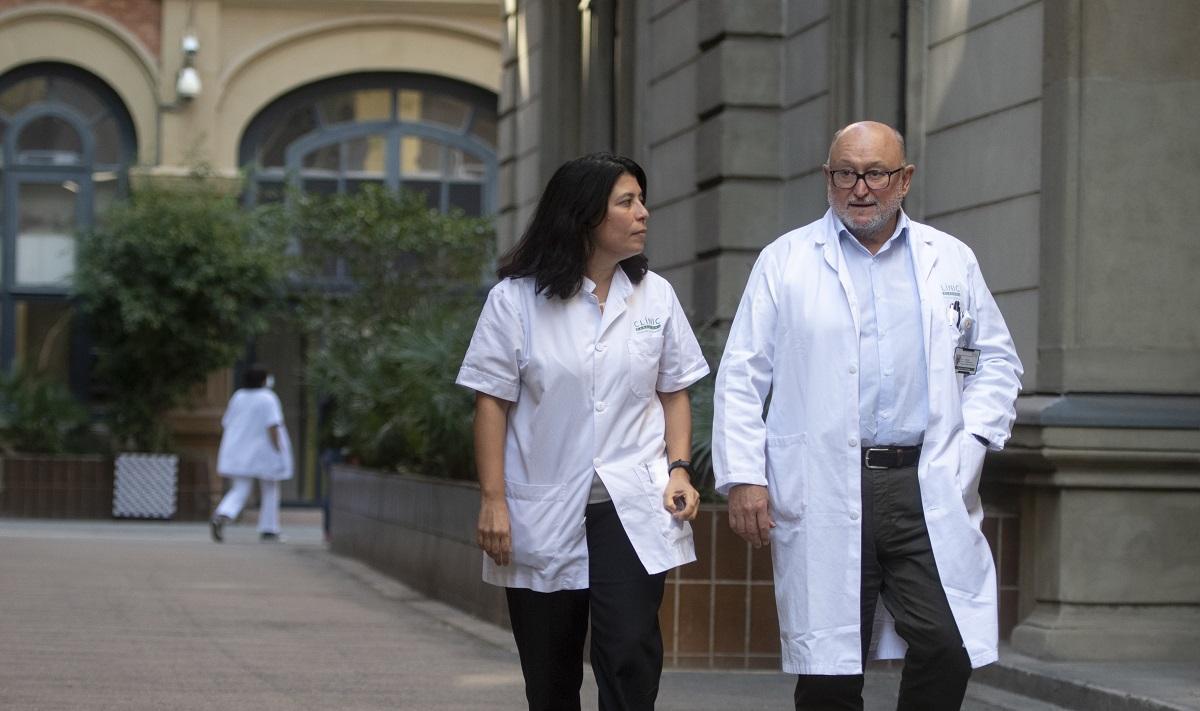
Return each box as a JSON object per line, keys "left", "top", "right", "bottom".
{"left": 714, "top": 210, "right": 1022, "bottom": 674}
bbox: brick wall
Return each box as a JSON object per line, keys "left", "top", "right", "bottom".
{"left": 664, "top": 504, "right": 1022, "bottom": 668}
{"left": 0, "top": 455, "right": 211, "bottom": 520}
{"left": 0, "top": 0, "right": 161, "bottom": 57}
{"left": 330, "top": 467, "right": 1023, "bottom": 668}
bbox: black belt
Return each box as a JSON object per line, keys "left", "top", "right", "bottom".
{"left": 861, "top": 445, "right": 922, "bottom": 470}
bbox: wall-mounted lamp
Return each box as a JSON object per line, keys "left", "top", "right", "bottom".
{"left": 175, "top": 33, "right": 201, "bottom": 101}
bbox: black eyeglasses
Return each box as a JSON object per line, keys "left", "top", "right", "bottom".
{"left": 827, "top": 166, "right": 906, "bottom": 190}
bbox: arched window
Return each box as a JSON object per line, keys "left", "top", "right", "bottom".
{"left": 240, "top": 73, "right": 497, "bottom": 215}
{"left": 0, "top": 63, "right": 137, "bottom": 384}
{"left": 238, "top": 73, "right": 497, "bottom": 504}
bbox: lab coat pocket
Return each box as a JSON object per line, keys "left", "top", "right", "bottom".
{"left": 633, "top": 461, "right": 690, "bottom": 529}
{"left": 765, "top": 432, "right": 808, "bottom": 522}
{"left": 956, "top": 432, "right": 988, "bottom": 529}
{"left": 628, "top": 335, "right": 664, "bottom": 398}
{"left": 505, "top": 480, "right": 566, "bottom": 569}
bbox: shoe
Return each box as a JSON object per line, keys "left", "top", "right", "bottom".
{"left": 210, "top": 515, "right": 229, "bottom": 543}
{"left": 259, "top": 532, "right": 285, "bottom": 543}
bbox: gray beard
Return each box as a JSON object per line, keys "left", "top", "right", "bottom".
{"left": 828, "top": 188, "right": 901, "bottom": 243}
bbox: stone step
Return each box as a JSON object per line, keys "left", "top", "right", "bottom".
{"left": 973, "top": 647, "right": 1199, "bottom": 711}
{"left": 966, "top": 681, "right": 1073, "bottom": 711}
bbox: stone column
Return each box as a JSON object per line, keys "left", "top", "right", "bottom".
{"left": 1003, "top": 0, "right": 1200, "bottom": 661}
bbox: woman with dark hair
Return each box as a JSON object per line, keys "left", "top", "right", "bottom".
{"left": 210, "top": 364, "right": 293, "bottom": 543}
{"left": 457, "top": 153, "right": 709, "bottom": 710}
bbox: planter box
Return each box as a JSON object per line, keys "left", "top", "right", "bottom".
{"left": 0, "top": 455, "right": 112, "bottom": 518}
{"left": 327, "top": 465, "right": 780, "bottom": 667}
{"left": 329, "top": 464, "right": 507, "bottom": 624}
{"left": 328, "top": 465, "right": 1021, "bottom": 669}
{"left": 0, "top": 454, "right": 212, "bottom": 521}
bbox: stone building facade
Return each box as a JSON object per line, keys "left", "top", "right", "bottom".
{"left": 497, "top": 0, "right": 1200, "bottom": 662}
{"left": 0, "top": 0, "right": 503, "bottom": 502}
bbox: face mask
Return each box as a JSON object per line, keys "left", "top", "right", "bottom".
{"left": 265, "top": 375, "right": 275, "bottom": 389}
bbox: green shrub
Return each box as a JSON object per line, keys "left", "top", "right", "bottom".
{"left": 0, "top": 369, "right": 95, "bottom": 455}
{"left": 278, "top": 186, "right": 493, "bottom": 478}
{"left": 311, "top": 306, "right": 479, "bottom": 477}
{"left": 75, "top": 179, "right": 285, "bottom": 451}
{"left": 687, "top": 323, "right": 724, "bottom": 498}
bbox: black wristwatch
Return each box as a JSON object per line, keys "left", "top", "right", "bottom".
{"left": 668, "top": 459, "right": 695, "bottom": 484}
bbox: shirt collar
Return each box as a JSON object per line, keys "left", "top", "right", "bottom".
{"left": 835, "top": 210, "right": 911, "bottom": 256}
{"left": 581, "top": 265, "right": 633, "bottom": 302}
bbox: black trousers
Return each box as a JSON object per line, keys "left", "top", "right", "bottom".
{"left": 794, "top": 464, "right": 972, "bottom": 711}
{"left": 506, "top": 500, "right": 667, "bottom": 711}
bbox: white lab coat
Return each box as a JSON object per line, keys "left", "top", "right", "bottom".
{"left": 216, "top": 388, "right": 294, "bottom": 481}
{"left": 713, "top": 210, "right": 1022, "bottom": 675}
{"left": 457, "top": 269, "right": 710, "bottom": 592}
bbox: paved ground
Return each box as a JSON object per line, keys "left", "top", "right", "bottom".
{"left": 0, "top": 513, "right": 1174, "bottom": 710}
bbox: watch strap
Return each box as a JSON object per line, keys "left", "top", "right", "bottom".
{"left": 668, "top": 459, "right": 696, "bottom": 484}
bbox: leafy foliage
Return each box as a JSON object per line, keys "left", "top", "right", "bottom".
{"left": 275, "top": 186, "right": 493, "bottom": 477}
{"left": 0, "top": 369, "right": 95, "bottom": 454}
{"left": 75, "top": 180, "right": 284, "bottom": 451}
{"left": 686, "top": 323, "right": 724, "bottom": 498}
{"left": 311, "top": 307, "right": 480, "bottom": 478}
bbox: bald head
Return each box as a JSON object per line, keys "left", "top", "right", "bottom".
{"left": 827, "top": 121, "right": 907, "bottom": 165}
{"left": 823, "top": 121, "right": 914, "bottom": 249}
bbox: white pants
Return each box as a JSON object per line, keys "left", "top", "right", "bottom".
{"left": 214, "top": 476, "right": 281, "bottom": 534}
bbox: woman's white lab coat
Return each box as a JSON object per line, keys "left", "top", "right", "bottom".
{"left": 713, "top": 210, "right": 1022, "bottom": 675}
{"left": 457, "top": 269, "right": 710, "bottom": 592}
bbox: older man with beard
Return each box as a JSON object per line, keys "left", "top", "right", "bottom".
{"left": 713, "top": 121, "right": 1022, "bottom": 711}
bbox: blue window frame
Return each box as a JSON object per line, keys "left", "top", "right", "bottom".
{"left": 237, "top": 73, "right": 497, "bottom": 505}
{"left": 0, "top": 63, "right": 136, "bottom": 388}
{"left": 240, "top": 73, "right": 497, "bottom": 215}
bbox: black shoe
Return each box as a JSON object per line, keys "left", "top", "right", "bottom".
{"left": 210, "top": 515, "right": 229, "bottom": 543}
{"left": 259, "top": 532, "right": 285, "bottom": 543}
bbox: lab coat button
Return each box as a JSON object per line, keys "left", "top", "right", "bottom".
{"left": 849, "top": 438, "right": 858, "bottom": 448}
{"left": 595, "top": 343, "right": 607, "bottom": 352}
{"left": 595, "top": 401, "right": 606, "bottom": 413}
{"left": 593, "top": 458, "right": 602, "bottom": 468}
{"left": 850, "top": 511, "right": 860, "bottom": 521}
{"left": 848, "top": 364, "right": 858, "bottom": 374}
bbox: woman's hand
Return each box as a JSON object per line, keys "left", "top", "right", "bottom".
{"left": 663, "top": 469, "right": 700, "bottom": 521}
{"left": 657, "top": 388, "right": 699, "bottom": 521}
{"left": 477, "top": 494, "right": 512, "bottom": 566}
{"left": 473, "top": 392, "right": 513, "bottom": 565}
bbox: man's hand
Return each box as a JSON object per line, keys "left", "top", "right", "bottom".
{"left": 477, "top": 495, "right": 512, "bottom": 566}
{"left": 727, "top": 484, "right": 775, "bottom": 548}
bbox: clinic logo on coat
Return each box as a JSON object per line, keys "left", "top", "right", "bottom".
{"left": 634, "top": 317, "right": 663, "bottom": 333}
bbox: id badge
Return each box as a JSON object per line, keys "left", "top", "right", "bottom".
{"left": 954, "top": 347, "right": 981, "bottom": 375}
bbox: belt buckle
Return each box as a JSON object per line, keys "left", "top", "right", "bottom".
{"left": 863, "top": 447, "right": 890, "bottom": 470}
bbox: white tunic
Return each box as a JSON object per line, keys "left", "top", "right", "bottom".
{"left": 456, "top": 269, "right": 710, "bottom": 592}
{"left": 713, "top": 210, "right": 1022, "bottom": 674}
{"left": 216, "top": 388, "right": 294, "bottom": 481}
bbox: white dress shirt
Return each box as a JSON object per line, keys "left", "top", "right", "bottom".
{"left": 836, "top": 213, "right": 928, "bottom": 446}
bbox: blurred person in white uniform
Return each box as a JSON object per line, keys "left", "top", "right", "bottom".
{"left": 457, "top": 153, "right": 710, "bottom": 711}
{"left": 713, "top": 122, "right": 1022, "bottom": 711}
{"left": 211, "top": 364, "right": 293, "bottom": 542}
